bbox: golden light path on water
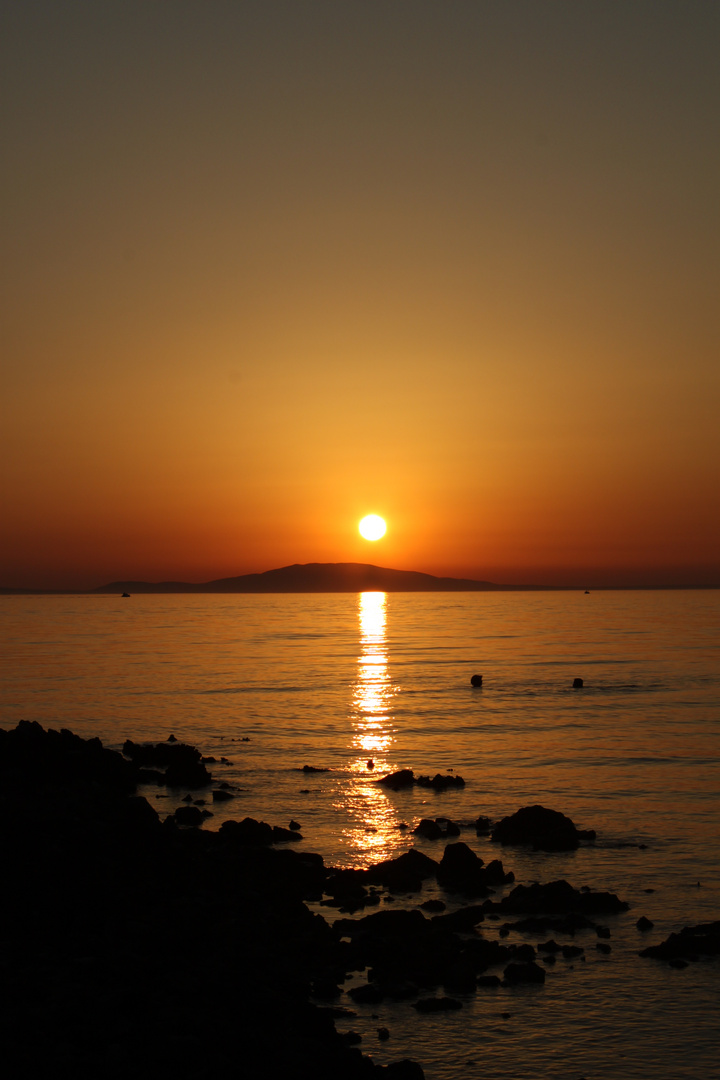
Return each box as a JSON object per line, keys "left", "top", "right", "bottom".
{"left": 341, "top": 591, "right": 401, "bottom": 863}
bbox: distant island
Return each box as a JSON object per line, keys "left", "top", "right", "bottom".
{"left": 92, "top": 562, "right": 529, "bottom": 594}
{"left": 2, "top": 564, "right": 718, "bottom": 594}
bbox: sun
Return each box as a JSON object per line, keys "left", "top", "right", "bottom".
{"left": 359, "top": 514, "right": 386, "bottom": 541}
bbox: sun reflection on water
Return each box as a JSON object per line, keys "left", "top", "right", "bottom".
{"left": 340, "top": 591, "right": 404, "bottom": 864}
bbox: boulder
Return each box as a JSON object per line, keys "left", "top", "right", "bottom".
{"left": 639, "top": 920, "right": 720, "bottom": 962}
{"left": 486, "top": 880, "right": 627, "bottom": 916}
{"left": 377, "top": 769, "right": 415, "bottom": 791}
{"left": 491, "top": 805, "right": 595, "bottom": 851}
{"left": 413, "top": 818, "right": 444, "bottom": 840}
{"left": 367, "top": 848, "right": 439, "bottom": 891}
{"left": 437, "top": 842, "right": 488, "bottom": 895}
{"left": 212, "top": 789, "right": 235, "bottom": 802}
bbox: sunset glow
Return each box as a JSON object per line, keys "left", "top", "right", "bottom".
{"left": 1, "top": 5, "right": 718, "bottom": 591}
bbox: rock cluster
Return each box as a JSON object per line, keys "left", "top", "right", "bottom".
{"left": 0, "top": 721, "right": 423, "bottom": 1079}
{"left": 378, "top": 769, "right": 465, "bottom": 792}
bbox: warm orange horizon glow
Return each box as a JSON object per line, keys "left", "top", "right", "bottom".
{"left": 1, "top": 6, "right": 718, "bottom": 591}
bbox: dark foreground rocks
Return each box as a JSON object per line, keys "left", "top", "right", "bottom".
{"left": 0, "top": 722, "right": 423, "bottom": 1079}
{"left": 491, "top": 805, "right": 596, "bottom": 851}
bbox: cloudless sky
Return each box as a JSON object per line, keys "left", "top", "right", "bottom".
{"left": 2, "top": 1, "right": 718, "bottom": 588}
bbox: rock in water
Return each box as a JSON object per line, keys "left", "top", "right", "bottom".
{"left": 491, "top": 804, "right": 596, "bottom": 851}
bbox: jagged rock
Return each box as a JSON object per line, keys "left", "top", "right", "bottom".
{"left": 636, "top": 916, "right": 654, "bottom": 931}
{"left": 366, "top": 848, "right": 439, "bottom": 892}
{"left": 123, "top": 738, "right": 211, "bottom": 789}
{"left": 639, "top": 921, "right": 720, "bottom": 962}
{"left": 474, "top": 815, "right": 492, "bottom": 835}
{"left": 491, "top": 805, "right": 595, "bottom": 851}
{"left": 437, "top": 842, "right": 489, "bottom": 895}
{"left": 212, "top": 789, "right": 234, "bottom": 802}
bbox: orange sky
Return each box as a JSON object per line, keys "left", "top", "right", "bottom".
{"left": 2, "top": 2, "right": 719, "bottom": 589}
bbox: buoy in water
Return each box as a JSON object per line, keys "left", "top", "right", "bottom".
{"left": 470, "top": 674, "right": 483, "bottom": 687}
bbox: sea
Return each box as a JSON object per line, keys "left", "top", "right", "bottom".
{"left": 1, "top": 589, "right": 719, "bottom": 1079}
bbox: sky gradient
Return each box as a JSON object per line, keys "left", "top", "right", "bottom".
{"left": 2, "top": 1, "right": 719, "bottom": 589}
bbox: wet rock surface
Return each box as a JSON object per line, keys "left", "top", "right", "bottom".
{"left": 0, "top": 722, "right": 423, "bottom": 1079}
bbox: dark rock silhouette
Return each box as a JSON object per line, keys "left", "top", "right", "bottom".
{"left": 414, "top": 818, "right": 444, "bottom": 840}
{"left": 639, "top": 921, "right": 720, "bottom": 962}
{"left": 485, "top": 879, "right": 628, "bottom": 916}
{"left": 491, "top": 804, "right": 596, "bottom": 851}
{"left": 413, "top": 817, "right": 461, "bottom": 840}
{"left": 122, "top": 738, "right": 212, "bottom": 788}
{"left": 573, "top": 677, "right": 584, "bottom": 688}
{"left": 378, "top": 769, "right": 465, "bottom": 792}
{"left": 636, "top": 915, "right": 654, "bottom": 931}
{"left": 470, "top": 674, "right": 483, "bottom": 686}
{"left": 0, "top": 722, "right": 427, "bottom": 1078}
{"left": 378, "top": 768, "right": 415, "bottom": 791}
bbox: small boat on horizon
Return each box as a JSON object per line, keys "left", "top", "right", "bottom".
{"left": 121, "top": 592, "right": 131, "bottom": 597}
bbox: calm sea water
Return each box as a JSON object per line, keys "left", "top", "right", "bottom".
{"left": 2, "top": 590, "right": 719, "bottom": 1079}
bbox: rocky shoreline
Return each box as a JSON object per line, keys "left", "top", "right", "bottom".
{"left": 1, "top": 722, "right": 717, "bottom": 1078}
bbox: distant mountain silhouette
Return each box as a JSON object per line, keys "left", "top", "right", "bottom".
{"left": 93, "top": 562, "right": 523, "bottom": 594}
